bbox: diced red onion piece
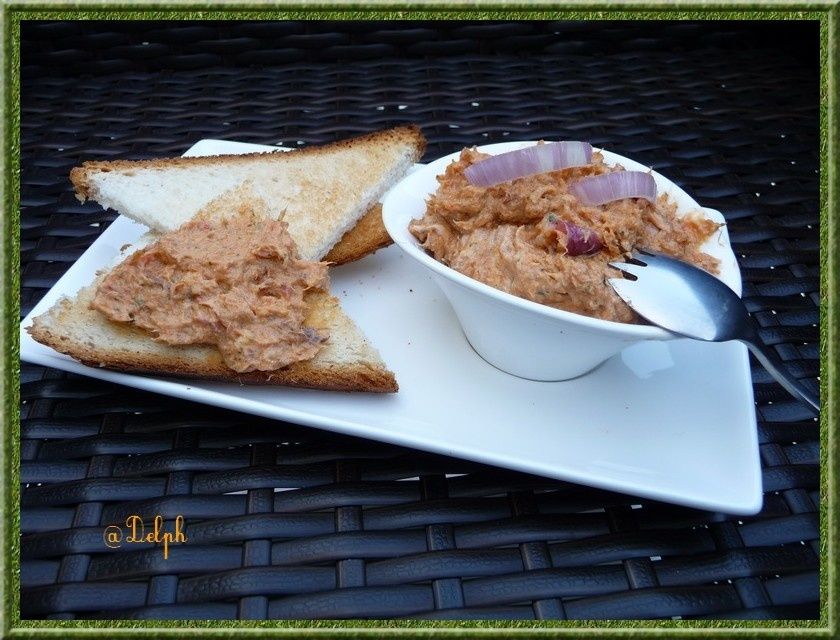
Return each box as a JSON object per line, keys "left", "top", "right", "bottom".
{"left": 570, "top": 171, "right": 657, "bottom": 206}
{"left": 465, "top": 141, "right": 592, "bottom": 187}
{"left": 560, "top": 221, "right": 603, "bottom": 256}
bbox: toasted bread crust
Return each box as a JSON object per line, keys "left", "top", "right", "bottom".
{"left": 62, "top": 354, "right": 397, "bottom": 393}
{"left": 70, "top": 126, "right": 426, "bottom": 201}
{"left": 324, "top": 203, "right": 392, "bottom": 265}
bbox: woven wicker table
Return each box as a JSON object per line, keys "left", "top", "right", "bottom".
{"left": 20, "top": 21, "right": 820, "bottom": 620}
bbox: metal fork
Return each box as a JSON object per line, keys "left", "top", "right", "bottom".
{"left": 608, "top": 249, "right": 819, "bottom": 412}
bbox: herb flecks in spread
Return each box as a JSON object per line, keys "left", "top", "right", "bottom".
{"left": 92, "top": 206, "right": 330, "bottom": 372}
{"left": 409, "top": 147, "right": 720, "bottom": 323}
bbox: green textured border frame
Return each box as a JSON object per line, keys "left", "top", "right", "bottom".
{"left": 1, "top": 2, "right": 836, "bottom": 637}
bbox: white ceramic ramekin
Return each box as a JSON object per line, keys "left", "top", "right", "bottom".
{"left": 382, "top": 141, "right": 741, "bottom": 381}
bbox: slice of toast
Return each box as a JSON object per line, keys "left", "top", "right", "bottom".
{"left": 70, "top": 126, "right": 425, "bottom": 261}
{"left": 28, "top": 187, "right": 398, "bottom": 392}
{"left": 28, "top": 282, "right": 397, "bottom": 393}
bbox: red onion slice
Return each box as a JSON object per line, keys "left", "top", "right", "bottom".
{"left": 555, "top": 220, "right": 603, "bottom": 256}
{"left": 546, "top": 215, "right": 603, "bottom": 256}
{"left": 465, "top": 141, "right": 592, "bottom": 187}
{"left": 570, "top": 171, "right": 657, "bottom": 206}
{"left": 562, "top": 221, "right": 603, "bottom": 256}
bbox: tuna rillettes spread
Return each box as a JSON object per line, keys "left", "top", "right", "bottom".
{"left": 92, "top": 207, "right": 330, "bottom": 372}
{"left": 409, "top": 147, "right": 720, "bottom": 323}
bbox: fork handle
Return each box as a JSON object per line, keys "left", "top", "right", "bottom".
{"left": 740, "top": 338, "right": 820, "bottom": 412}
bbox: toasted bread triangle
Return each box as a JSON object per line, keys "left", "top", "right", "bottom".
{"left": 28, "top": 281, "right": 397, "bottom": 392}
{"left": 70, "top": 126, "right": 425, "bottom": 261}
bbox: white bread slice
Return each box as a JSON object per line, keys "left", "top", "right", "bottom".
{"left": 28, "top": 188, "right": 398, "bottom": 392}
{"left": 28, "top": 276, "right": 398, "bottom": 392}
{"left": 28, "top": 283, "right": 397, "bottom": 392}
{"left": 70, "top": 126, "right": 426, "bottom": 261}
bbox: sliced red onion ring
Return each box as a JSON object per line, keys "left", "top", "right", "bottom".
{"left": 559, "top": 221, "right": 603, "bottom": 256}
{"left": 465, "top": 141, "right": 592, "bottom": 187}
{"left": 570, "top": 171, "right": 657, "bottom": 206}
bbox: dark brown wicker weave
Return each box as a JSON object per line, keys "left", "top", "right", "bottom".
{"left": 20, "top": 20, "right": 820, "bottom": 620}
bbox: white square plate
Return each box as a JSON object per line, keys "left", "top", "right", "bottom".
{"left": 19, "top": 139, "right": 762, "bottom": 514}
